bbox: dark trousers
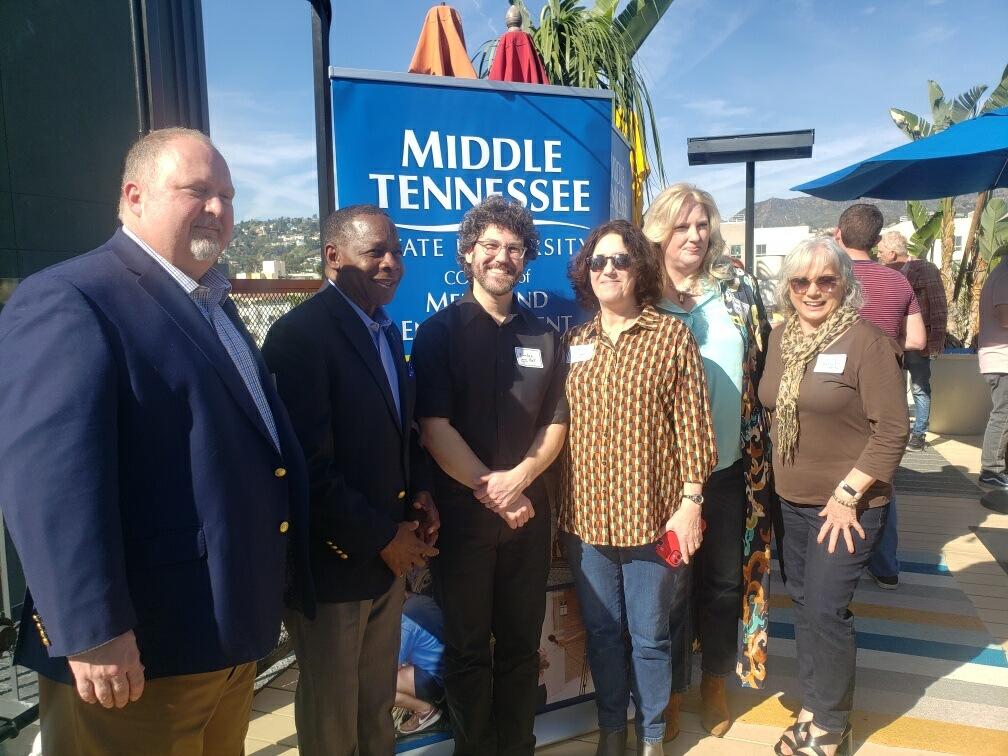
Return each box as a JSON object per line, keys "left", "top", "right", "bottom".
{"left": 431, "top": 491, "right": 551, "bottom": 756}
{"left": 781, "top": 498, "right": 887, "bottom": 733}
{"left": 670, "top": 460, "right": 746, "bottom": 689}
{"left": 284, "top": 580, "right": 404, "bottom": 756}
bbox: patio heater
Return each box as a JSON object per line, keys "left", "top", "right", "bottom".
{"left": 687, "top": 130, "right": 814, "bottom": 273}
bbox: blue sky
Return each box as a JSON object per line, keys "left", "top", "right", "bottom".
{"left": 202, "top": 0, "right": 1007, "bottom": 222}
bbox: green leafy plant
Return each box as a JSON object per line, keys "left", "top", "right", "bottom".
{"left": 474, "top": 0, "right": 665, "bottom": 189}
{"left": 905, "top": 200, "right": 943, "bottom": 260}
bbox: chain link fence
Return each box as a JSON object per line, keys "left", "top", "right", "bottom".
{"left": 230, "top": 279, "right": 321, "bottom": 346}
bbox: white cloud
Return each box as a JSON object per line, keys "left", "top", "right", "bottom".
{"left": 684, "top": 99, "right": 755, "bottom": 119}
{"left": 651, "top": 122, "right": 907, "bottom": 217}
{"left": 915, "top": 26, "right": 955, "bottom": 45}
{"left": 635, "top": 0, "right": 759, "bottom": 87}
{"left": 862, "top": 5, "right": 877, "bottom": 15}
{"left": 213, "top": 127, "right": 319, "bottom": 221}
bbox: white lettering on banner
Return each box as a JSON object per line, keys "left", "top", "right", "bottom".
{"left": 378, "top": 130, "right": 590, "bottom": 214}
{"left": 515, "top": 291, "right": 549, "bottom": 309}
{"left": 402, "top": 237, "right": 444, "bottom": 257}
{"left": 401, "top": 320, "right": 420, "bottom": 341}
{"left": 540, "top": 237, "right": 584, "bottom": 256}
{"left": 426, "top": 291, "right": 464, "bottom": 313}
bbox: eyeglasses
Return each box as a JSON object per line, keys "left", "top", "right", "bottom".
{"left": 789, "top": 275, "right": 840, "bottom": 294}
{"left": 476, "top": 239, "right": 526, "bottom": 259}
{"left": 589, "top": 253, "right": 632, "bottom": 272}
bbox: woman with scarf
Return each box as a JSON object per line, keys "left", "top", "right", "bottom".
{"left": 642, "top": 183, "right": 775, "bottom": 739}
{"left": 759, "top": 237, "right": 908, "bottom": 756}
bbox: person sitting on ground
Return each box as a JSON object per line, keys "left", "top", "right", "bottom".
{"left": 397, "top": 592, "right": 446, "bottom": 735}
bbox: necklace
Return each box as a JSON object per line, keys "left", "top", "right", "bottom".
{"left": 673, "top": 277, "right": 701, "bottom": 305}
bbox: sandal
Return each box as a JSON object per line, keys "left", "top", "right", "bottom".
{"left": 797, "top": 724, "right": 852, "bottom": 756}
{"left": 774, "top": 720, "right": 811, "bottom": 756}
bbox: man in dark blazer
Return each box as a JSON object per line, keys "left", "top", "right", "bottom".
{"left": 263, "top": 204, "right": 439, "bottom": 756}
{"left": 0, "top": 128, "right": 312, "bottom": 754}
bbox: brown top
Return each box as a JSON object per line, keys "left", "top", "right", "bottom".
{"left": 758, "top": 320, "right": 909, "bottom": 507}
{"left": 559, "top": 306, "right": 717, "bottom": 546}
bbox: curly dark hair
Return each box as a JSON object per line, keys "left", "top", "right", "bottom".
{"left": 568, "top": 220, "right": 663, "bottom": 311}
{"left": 456, "top": 195, "right": 539, "bottom": 278}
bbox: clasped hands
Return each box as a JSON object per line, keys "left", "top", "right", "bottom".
{"left": 474, "top": 467, "right": 535, "bottom": 529}
{"left": 380, "top": 491, "right": 440, "bottom": 578}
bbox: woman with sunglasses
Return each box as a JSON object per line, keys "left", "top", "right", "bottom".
{"left": 760, "top": 237, "right": 908, "bottom": 756}
{"left": 642, "top": 184, "right": 775, "bottom": 738}
{"left": 559, "top": 219, "right": 716, "bottom": 756}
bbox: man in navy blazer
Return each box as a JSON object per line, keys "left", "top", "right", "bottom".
{"left": 0, "top": 128, "right": 312, "bottom": 754}
{"left": 263, "top": 205, "right": 438, "bottom": 755}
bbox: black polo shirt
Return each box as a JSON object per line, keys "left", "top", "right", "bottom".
{"left": 412, "top": 289, "right": 568, "bottom": 493}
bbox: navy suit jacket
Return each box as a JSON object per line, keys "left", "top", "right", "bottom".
{"left": 0, "top": 230, "right": 314, "bottom": 683}
{"left": 262, "top": 282, "right": 431, "bottom": 604}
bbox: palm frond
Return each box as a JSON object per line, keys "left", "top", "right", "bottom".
{"left": 889, "top": 108, "right": 934, "bottom": 140}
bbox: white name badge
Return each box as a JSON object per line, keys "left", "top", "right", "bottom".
{"left": 515, "top": 347, "right": 544, "bottom": 369}
{"left": 568, "top": 344, "right": 595, "bottom": 364}
{"left": 813, "top": 353, "right": 847, "bottom": 373}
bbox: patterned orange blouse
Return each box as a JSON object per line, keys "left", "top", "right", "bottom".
{"left": 558, "top": 306, "right": 717, "bottom": 547}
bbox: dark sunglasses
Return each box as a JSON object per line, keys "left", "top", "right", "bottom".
{"left": 789, "top": 275, "right": 839, "bottom": 294}
{"left": 589, "top": 253, "right": 632, "bottom": 272}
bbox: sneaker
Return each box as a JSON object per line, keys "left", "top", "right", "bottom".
{"left": 868, "top": 571, "right": 898, "bottom": 590}
{"left": 906, "top": 433, "right": 926, "bottom": 452}
{"left": 398, "top": 706, "right": 442, "bottom": 735}
{"left": 978, "top": 469, "right": 1008, "bottom": 488}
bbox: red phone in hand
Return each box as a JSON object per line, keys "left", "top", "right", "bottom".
{"left": 655, "top": 519, "right": 706, "bottom": 568}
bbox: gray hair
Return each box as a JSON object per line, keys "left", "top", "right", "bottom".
{"left": 776, "top": 236, "right": 863, "bottom": 316}
{"left": 878, "top": 230, "right": 909, "bottom": 258}
{"left": 118, "top": 127, "right": 215, "bottom": 220}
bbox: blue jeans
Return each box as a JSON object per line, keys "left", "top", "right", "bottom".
{"left": 561, "top": 531, "right": 688, "bottom": 744}
{"left": 904, "top": 352, "right": 932, "bottom": 435}
{"left": 868, "top": 492, "right": 899, "bottom": 578}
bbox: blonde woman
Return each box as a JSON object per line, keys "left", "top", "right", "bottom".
{"left": 642, "top": 184, "right": 775, "bottom": 738}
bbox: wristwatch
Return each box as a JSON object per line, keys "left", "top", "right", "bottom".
{"left": 682, "top": 493, "right": 704, "bottom": 505}
{"left": 838, "top": 481, "right": 862, "bottom": 501}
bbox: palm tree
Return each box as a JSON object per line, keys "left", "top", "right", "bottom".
{"left": 474, "top": 1, "right": 666, "bottom": 200}
{"left": 889, "top": 64, "right": 1008, "bottom": 337}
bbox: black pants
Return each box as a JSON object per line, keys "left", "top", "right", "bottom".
{"left": 781, "top": 498, "right": 887, "bottom": 733}
{"left": 431, "top": 489, "right": 551, "bottom": 756}
{"left": 671, "top": 459, "right": 746, "bottom": 690}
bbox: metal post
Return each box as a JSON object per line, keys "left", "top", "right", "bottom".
{"left": 309, "top": 1, "right": 335, "bottom": 233}
{"left": 745, "top": 161, "right": 755, "bottom": 274}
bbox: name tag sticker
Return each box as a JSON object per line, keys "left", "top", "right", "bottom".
{"left": 814, "top": 354, "right": 847, "bottom": 373}
{"left": 515, "top": 347, "right": 544, "bottom": 369}
{"left": 568, "top": 344, "right": 595, "bottom": 364}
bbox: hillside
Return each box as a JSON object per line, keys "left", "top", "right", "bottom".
{"left": 221, "top": 215, "right": 321, "bottom": 276}
{"left": 731, "top": 192, "right": 1004, "bottom": 230}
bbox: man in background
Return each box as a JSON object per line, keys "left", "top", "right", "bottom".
{"left": 877, "top": 230, "right": 948, "bottom": 451}
{"left": 978, "top": 253, "right": 1008, "bottom": 488}
{"left": 836, "top": 204, "right": 926, "bottom": 591}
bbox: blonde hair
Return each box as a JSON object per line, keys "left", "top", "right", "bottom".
{"left": 118, "top": 127, "right": 215, "bottom": 220}
{"left": 642, "top": 183, "right": 732, "bottom": 283}
{"left": 775, "top": 236, "right": 863, "bottom": 316}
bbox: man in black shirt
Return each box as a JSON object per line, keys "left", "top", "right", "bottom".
{"left": 412, "top": 196, "right": 568, "bottom": 755}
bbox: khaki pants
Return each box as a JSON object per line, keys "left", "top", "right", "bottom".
{"left": 38, "top": 662, "right": 256, "bottom": 756}
{"left": 285, "top": 578, "right": 404, "bottom": 756}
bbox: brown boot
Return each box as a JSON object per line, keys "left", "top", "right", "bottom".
{"left": 700, "top": 674, "right": 731, "bottom": 737}
{"left": 663, "top": 692, "right": 682, "bottom": 742}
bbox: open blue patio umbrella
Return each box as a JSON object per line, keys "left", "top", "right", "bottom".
{"left": 792, "top": 106, "right": 1008, "bottom": 200}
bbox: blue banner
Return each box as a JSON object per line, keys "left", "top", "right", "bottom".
{"left": 331, "top": 71, "right": 622, "bottom": 352}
